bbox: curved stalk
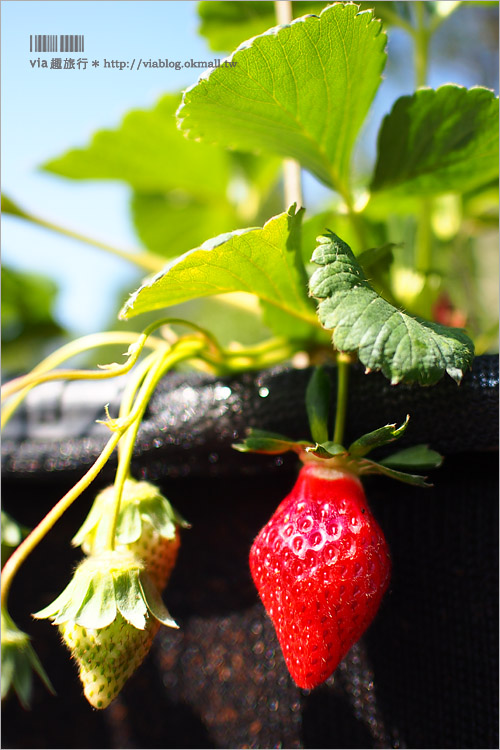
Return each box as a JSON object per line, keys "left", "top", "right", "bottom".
{"left": 8, "top": 206, "right": 164, "bottom": 274}
{"left": 104, "top": 338, "right": 205, "bottom": 550}
{"left": 0, "top": 430, "right": 122, "bottom": 612}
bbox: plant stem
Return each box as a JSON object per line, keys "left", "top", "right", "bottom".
{"left": 10, "top": 207, "right": 165, "bottom": 274}
{"left": 414, "top": 2, "right": 429, "bottom": 89}
{"left": 416, "top": 198, "right": 433, "bottom": 273}
{"left": 333, "top": 352, "right": 351, "bottom": 446}
{"left": 1, "top": 334, "right": 206, "bottom": 607}
{"left": 341, "top": 186, "right": 367, "bottom": 252}
{"left": 105, "top": 338, "right": 205, "bottom": 550}
{"left": 1, "top": 317, "right": 205, "bottom": 425}
{"left": 0, "top": 430, "right": 122, "bottom": 611}
{"left": 413, "top": 2, "right": 433, "bottom": 289}
{"left": 275, "top": 1, "right": 303, "bottom": 210}
{"left": 116, "top": 352, "right": 159, "bottom": 461}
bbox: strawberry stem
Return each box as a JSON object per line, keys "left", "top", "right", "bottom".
{"left": 332, "top": 352, "right": 351, "bottom": 446}
{"left": 105, "top": 338, "right": 206, "bottom": 551}
{"left": 0, "top": 430, "right": 122, "bottom": 612}
{"left": 0, "top": 316, "right": 212, "bottom": 427}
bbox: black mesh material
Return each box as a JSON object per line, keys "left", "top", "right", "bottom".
{"left": 2, "top": 452, "right": 498, "bottom": 749}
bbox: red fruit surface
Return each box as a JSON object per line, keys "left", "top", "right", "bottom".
{"left": 249, "top": 463, "right": 391, "bottom": 689}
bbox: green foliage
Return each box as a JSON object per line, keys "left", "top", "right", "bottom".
{"left": 309, "top": 232, "right": 475, "bottom": 384}
{"left": 198, "top": 1, "right": 327, "bottom": 51}
{"left": 1, "top": 610, "right": 55, "bottom": 708}
{"left": 1, "top": 194, "right": 29, "bottom": 219}
{"left": 379, "top": 444, "right": 443, "bottom": 470}
{"left": 1, "top": 512, "right": 29, "bottom": 568}
{"left": 120, "top": 206, "right": 318, "bottom": 332}
{"left": 196, "top": 1, "right": 449, "bottom": 53}
{"left": 43, "top": 94, "right": 230, "bottom": 196}
{"left": 179, "top": 4, "right": 387, "bottom": 191}
{"left": 1, "top": 266, "right": 66, "bottom": 373}
{"left": 371, "top": 85, "right": 499, "bottom": 196}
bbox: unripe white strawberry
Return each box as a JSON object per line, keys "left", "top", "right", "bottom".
{"left": 73, "top": 479, "right": 189, "bottom": 591}
{"left": 33, "top": 549, "right": 177, "bottom": 709}
{"left": 59, "top": 613, "right": 160, "bottom": 709}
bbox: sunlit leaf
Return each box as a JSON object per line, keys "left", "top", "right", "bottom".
{"left": 120, "top": 206, "right": 317, "bottom": 328}
{"left": 43, "top": 94, "right": 231, "bottom": 199}
{"left": 371, "top": 86, "right": 499, "bottom": 197}
{"left": 309, "top": 231, "right": 475, "bottom": 385}
{"left": 179, "top": 4, "right": 387, "bottom": 191}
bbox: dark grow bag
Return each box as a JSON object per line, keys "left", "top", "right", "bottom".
{"left": 2, "top": 355, "right": 498, "bottom": 749}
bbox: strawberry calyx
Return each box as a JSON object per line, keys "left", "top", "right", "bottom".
{"left": 234, "top": 366, "right": 442, "bottom": 487}
{"left": 234, "top": 412, "right": 442, "bottom": 488}
{"left": 1, "top": 608, "right": 55, "bottom": 707}
{"left": 33, "top": 549, "right": 177, "bottom": 631}
{"left": 72, "top": 478, "right": 189, "bottom": 555}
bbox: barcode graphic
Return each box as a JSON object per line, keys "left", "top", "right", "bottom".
{"left": 30, "top": 35, "right": 84, "bottom": 53}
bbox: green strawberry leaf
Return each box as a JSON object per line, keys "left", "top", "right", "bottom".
{"left": 197, "top": 1, "right": 417, "bottom": 53}
{"left": 1, "top": 194, "right": 29, "bottom": 219}
{"left": 305, "top": 367, "right": 331, "bottom": 445}
{"left": 43, "top": 94, "right": 231, "bottom": 198}
{"left": 178, "top": 4, "right": 387, "bottom": 191}
{"left": 120, "top": 206, "right": 317, "bottom": 327}
{"left": 198, "top": 1, "right": 328, "bottom": 52}
{"left": 379, "top": 445, "right": 443, "bottom": 471}
{"left": 131, "top": 191, "right": 239, "bottom": 260}
{"left": 371, "top": 86, "right": 499, "bottom": 197}
{"left": 348, "top": 416, "right": 410, "bottom": 457}
{"left": 309, "top": 232, "right": 475, "bottom": 385}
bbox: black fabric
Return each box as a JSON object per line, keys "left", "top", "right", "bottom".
{"left": 2, "top": 453, "right": 498, "bottom": 749}
{"left": 2, "top": 355, "right": 498, "bottom": 481}
{"left": 1, "top": 358, "right": 498, "bottom": 748}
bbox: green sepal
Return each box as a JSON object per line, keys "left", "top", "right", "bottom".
{"left": 379, "top": 444, "right": 443, "bottom": 471}
{"left": 116, "top": 501, "right": 142, "bottom": 545}
{"left": 74, "top": 572, "right": 117, "bottom": 630}
{"left": 1, "top": 609, "right": 55, "bottom": 708}
{"left": 305, "top": 442, "right": 347, "bottom": 459}
{"left": 233, "top": 429, "right": 310, "bottom": 455}
{"left": 33, "top": 573, "right": 81, "bottom": 622}
{"left": 114, "top": 569, "right": 148, "bottom": 630}
{"left": 305, "top": 366, "right": 331, "bottom": 445}
{"left": 72, "top": 479, "right": 188, "bottom": 554}
{"left": 358, "top": 458, "right": 433, "bottom": 487}
{"left": 33, "top": 550, "right": 143, "bottom": 630}
{"left": 348, "top": 415, "right": 410, "bottom": 457}
{"left": 33, "top": 549, "right": 178, "bottom": 633}
{"left": 140, "top": 572, "right": 178, "bottom": 629}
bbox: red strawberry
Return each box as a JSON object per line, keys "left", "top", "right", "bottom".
{"left": 249, "top": 461, "right": 391, "bottom": 689}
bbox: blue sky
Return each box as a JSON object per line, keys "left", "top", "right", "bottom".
{"left": 2, "top": 1, "right": 220, "bottom": 333}
{"left": 2, "top": 1, "right": 498, "bottom": 336}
